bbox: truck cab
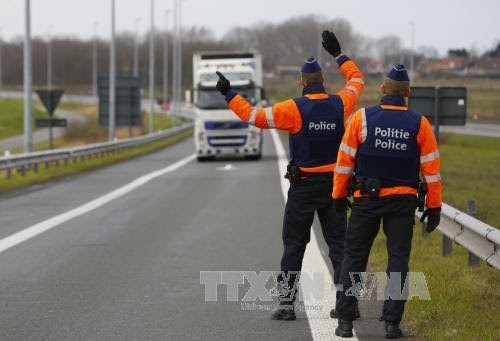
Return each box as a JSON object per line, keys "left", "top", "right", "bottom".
{"left": 190, "top": 52, "right": 265, "bottom": 161}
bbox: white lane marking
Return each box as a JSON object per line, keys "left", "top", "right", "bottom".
{"left": 216, "top": 164, "right": 237, "bottom": 171}
{"left": 0, "top": 154, "right": 196, "bottom": 254}
{"left": 269, "top": 130, "right": 357, "bottom": 340}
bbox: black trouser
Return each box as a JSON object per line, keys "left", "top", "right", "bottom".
{"left": 278, "top": 174, "right": 347, "bottom": 304}
{"left": 335, "top": 195, "right": 418, "bottom": 322}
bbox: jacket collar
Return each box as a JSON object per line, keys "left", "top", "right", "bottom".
{"left": 380, "top": 94, "right": 406, "bottom": 107}
{"left": 303, "top": 82, "right": 326, "bottom": 96}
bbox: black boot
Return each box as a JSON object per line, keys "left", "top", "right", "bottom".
{"left": 330, "top": 305, "right": 361, "bottom": 319}
{"left": 335, "top": 319, "right": 353, "bottom": 338}
{"left": 385, "top": 321, "right": 402, "bottom": 339}
{"left": 271, "top": 305, "right": 296, "bottom": 321}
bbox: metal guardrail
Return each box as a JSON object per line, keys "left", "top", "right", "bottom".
{"left": 0, "top": 123, "right": 194, "bottom": 177}
{"left": 417, "top": 204, "right": 500, "bottom": 269}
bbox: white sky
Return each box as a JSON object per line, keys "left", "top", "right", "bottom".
{"left": 0, "top": 0, "right": 498, "bottom": 56}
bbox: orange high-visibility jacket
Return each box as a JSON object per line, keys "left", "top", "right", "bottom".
{"left": 226, "top": 56, "right": 364, "bottom": 173}
{"left": 333, "top": 104, "right": 442, "bottom": 208}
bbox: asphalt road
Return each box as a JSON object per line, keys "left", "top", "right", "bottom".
{"left": 440, "top": 122, "right": 500, "bottom": 138}
{"left": 0, "top": 131, "right": 389, "bottom": 340}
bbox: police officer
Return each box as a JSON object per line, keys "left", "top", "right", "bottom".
{"left": 215, "top": 31, "right": 364, "bottom": 320}
{"left": 332, "top": 64, "right": 442, "bottom": 338}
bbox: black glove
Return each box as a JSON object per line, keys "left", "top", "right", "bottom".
{"left": 216, "top": 71, "right": 231, "bottom": 96}
{"left": 333, "top": 197, "right": 352, "bottom": 213}
{"left": 420, "top": 207, "right": 441, "bottom": 233}
{"left": 322, "top": 30, "right": 341, "bottom": 57}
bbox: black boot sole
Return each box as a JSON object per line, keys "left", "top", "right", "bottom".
{"left": 335, "top": 327, "right": 353, "bottom": 338}
{"left": 271, "top": 310, "right": 296, "bottom": 321}
{"left": 386, "top": 331, "right": 402, "bottom": 339}
{"left": 271, "top": 314, "right": 296, "bottom": 321}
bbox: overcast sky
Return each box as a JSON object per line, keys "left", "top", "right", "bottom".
{"left": 0, "top": 0, "right": 498, "bottom": 56}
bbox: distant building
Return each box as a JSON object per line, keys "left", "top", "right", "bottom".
{"left": 469, "top": 57, "right": 500, "bottom": 76}
{"left": 428, "top": 56, "right": 468, "bottom": 75}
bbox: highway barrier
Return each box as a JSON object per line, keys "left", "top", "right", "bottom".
{"left": 0, "top": 123, "right": 193, "bottom": 179}
{"left": 416, "top": 205, "right": 500, "bottom": 269}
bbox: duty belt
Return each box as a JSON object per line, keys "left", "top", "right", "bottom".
{"left": 351, "top": 177, "right": 419, "bottom": 198}
{"left": 285, "top": 164, "right": 332, "bottom": 183}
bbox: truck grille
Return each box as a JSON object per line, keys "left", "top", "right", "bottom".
{"left": 204, "top": 121, "right": 249, "bottom": 130}
{"left": 207, "top": 136, "right": 247, "bottom": 147}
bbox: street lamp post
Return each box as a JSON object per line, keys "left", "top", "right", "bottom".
{"left": 172, "top": 0, "right": 186, "bottom": 124}
{"left": 133, "top": 18, "right": 141, "bottom": 77}
{"left": 24, "top": 0, "right": 33, "bottom": 152}
{"left": 410, "top": 21, "right": 415, "bottom": 80}
{"left": 177, "top": 0, "right": 184, "bottom": 118}
{"left": 92, "top": 21, "right": 98, "bottom": 98}
{"left": 163, "top": 10, "right": 171, "bottom": 114}
{"left": 47, "top": 25, "right": 53, "bottom": 90}
{"left": 109, "top": 0, "right": 116, "bottom": 141}
{"left": 149, "top": 0, "right": 155, "bottom": 134}
{"left": 0, "top": 27, "right": 3, "bottom": 98}
{"left": 171, "top": 0, "right": 178, "bottom": 125}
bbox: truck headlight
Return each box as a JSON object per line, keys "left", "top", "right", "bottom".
{"left": 198, "top": 132, "right": 205, "bottom": 142}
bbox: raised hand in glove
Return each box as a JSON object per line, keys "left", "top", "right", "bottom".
{"left": 333, "top": 197, "right": 352, "bottom": 213}
{"left": 322, "top": 30, "right": 341, "bottom": 57}
{"left": 216, "top": 71, "right": 231, "bottom": 96}
{"left": 420, "top": 207, "right": 441, "bottom": 233}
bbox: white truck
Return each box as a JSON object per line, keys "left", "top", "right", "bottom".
{"left": 190, "top": 52, "right": 265, "bottom": 161}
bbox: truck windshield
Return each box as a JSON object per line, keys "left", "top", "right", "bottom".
{"left": 196, "top": 88, "right": 259, "bottom": 110}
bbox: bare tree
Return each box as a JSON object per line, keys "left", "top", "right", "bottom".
{"left": 376, "top": 35, "right": 403, "bottom": 65}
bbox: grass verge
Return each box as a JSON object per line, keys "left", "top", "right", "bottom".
{"left": 439, "top": 133, "right": 500, "bottom": 227}
{"left": 0, "top": 129, "right": 193, "bottom": 194}
{"left": 369, "top": 229, "right": 500, "bottom": 340}
{"left": 0, "top": 99, "right": 47, "bottom": 139}
{"left": 367, "top": 133, "right": 500, "bottom": 339}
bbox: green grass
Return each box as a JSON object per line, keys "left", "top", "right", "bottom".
{"left": 142, "top": 112, "right": 177, "bottom": 132}
{"left": 0, "top": 99, "right": 47, "bottom": 139}
{"left": 440, "top": 133, "right": 500, "bottom": 227}
{"left": 0, "top": 129, "right": 193, "bottom": 193}
{"left": 369, "top": 228, "right": 500, "bottom": 340}
{"left": 367, "top": 133, "right": 500, "bottom": 340}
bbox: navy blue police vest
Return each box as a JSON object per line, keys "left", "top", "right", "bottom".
{"left": 289, "top": 95, "right": 345, "bottom": 168}
{"left": 354, "top": 105, "right": 421, "bottom": 188}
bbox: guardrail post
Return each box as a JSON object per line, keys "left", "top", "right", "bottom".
{"left": 18, "top": 166, "right": 26, "bottom": 177}
{"left": 466, "top": 199, "right": 480, "bottom": 267}
{"left": 442, "top": 235, "right": 453, "bottom": 256}
{"left": 468, "top": 252, "right": 480, "bottom": 267}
